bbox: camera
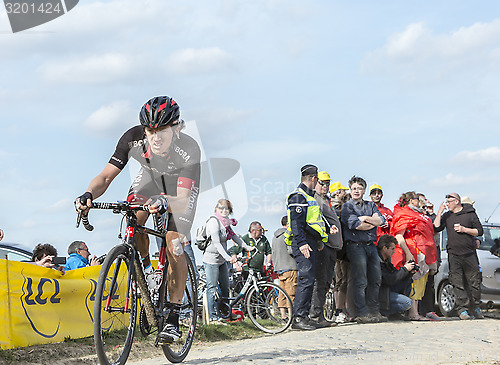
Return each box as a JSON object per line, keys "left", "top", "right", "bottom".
{"left": 408, "top": 259, "right": 420, "bottom": 272}
{"left": 52, "top": 256, "right": 66, "bottom": 265}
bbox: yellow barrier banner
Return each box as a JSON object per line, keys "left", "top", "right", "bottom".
{"left": 0, "top": 259, "right": 135, "bottom": 349}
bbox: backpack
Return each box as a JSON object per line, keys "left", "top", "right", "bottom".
{"left": 195, "top": 216, "right": 221, "bottom": 251}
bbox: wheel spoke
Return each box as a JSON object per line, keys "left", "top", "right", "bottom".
{"left": 246, "top": 283, "right": 293, "bottom": 334}
{"left": 94, "top": 245, "right": 137, "bottom": 365}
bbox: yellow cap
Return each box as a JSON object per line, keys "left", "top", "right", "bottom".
{"left": 318, "top": 171, "right": 331, "bottom": 181}
{"left": 369, "top": 184, "right": 383, "bottom": 194}
{"left": 330, "top": 181, "right": 348, "bottom": 193}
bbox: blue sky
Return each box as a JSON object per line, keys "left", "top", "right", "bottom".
{"left": 1, "top": 0, "right": 500, "bottom": 261}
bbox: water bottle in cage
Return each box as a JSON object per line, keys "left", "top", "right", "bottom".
{"left": 153, "top": 213, "right": 166, "bottom": 233}
{"left": 150, "top": 268, "right": 162, "bottom": 303}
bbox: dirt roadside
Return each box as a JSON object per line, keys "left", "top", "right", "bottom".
{"left": 3, "top": 312, "right": 500, "bottom": 365}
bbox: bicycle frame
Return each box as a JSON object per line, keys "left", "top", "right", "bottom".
{"left": 78, "top": 202, "right": 170, "bottom": 332}
{"left": 219, "top": 267, "right": 266, "bottom": 314}
{"left": 80, "top": 200, "right": 199, "bottom": 364}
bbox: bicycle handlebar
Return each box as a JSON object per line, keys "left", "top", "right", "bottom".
{"left": 236, "top": 247, "right": 261, "bottom": 263}
{"left": 76, "top": 211, "right": 94, "bottom": 231}
{"left": 76, "top": 201, "right": 149, "bottom": 232}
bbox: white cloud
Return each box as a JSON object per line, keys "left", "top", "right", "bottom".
{"left": 38, "top": 53, "right": 136, "bottom": 84}
{"left": 194, "top": 107, "right": 256, "bottom": 128}
{"left": 362, "top": 19, "right": 500, "bottom": 82}
{"left": 428, "top": 173, "right": 500, "bottom": 188}
{"left": 223, "top": 139, "right": 333, "bottom": 167}
{"left": 452, "top": 147, "right": 500, "bottom": 165}
{"left": 0, "top": 149, "right": 15, "bottom": 161}
{"left": 18, "top": 219, "right": 37, "bottom": 229}
{"left": 166, "top": 47, "right": 233, "bottom": 75}
{"left": 44, "top": 198, "right": 73, "bottom": 213}
{"left": 84, "top": 100, "right": 136, "bottom": 135}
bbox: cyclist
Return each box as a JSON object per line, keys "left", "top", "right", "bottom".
{"left": 75, "top": 95, "right": 201, "bottom": 343}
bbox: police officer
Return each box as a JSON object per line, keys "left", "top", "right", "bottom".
{"left": 285, "top": 164, "right": 330, "bottom": 330}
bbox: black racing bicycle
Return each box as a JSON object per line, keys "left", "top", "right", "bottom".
{"left": 77, "top": 201, "right": 197, "bottom": 364}
{"left": 214, "top": 251, "right": 293, "bottom": 334}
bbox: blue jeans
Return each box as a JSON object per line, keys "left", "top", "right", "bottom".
{"left": 204, "top": 262, "right": 229, "bottom": 321}
{"left": 346, "top": 242, "right": 381, "bottom": 316}
{"left": 382, "top": 291, "right": 412, "bottom": 316}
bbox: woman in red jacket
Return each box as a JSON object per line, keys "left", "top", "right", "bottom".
{"left": 390, "top": 191, "right": 437, "bottom": 321}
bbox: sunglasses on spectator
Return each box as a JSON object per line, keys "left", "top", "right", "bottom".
{"left": 445, "top": 194, "right": 459, "bottom": 200}
{"left": 318, "top": 180, "right": 330, "bottom": 186}
{"left": 217, "top": 206, "right": 230, "bottom": 211}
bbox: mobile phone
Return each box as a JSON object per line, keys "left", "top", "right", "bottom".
{"left": 52, "top": 256, "right": 67, "bottom": 265}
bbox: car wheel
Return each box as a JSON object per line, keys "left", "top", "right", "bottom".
{"left": 438, "top": 280, "right": 457, "bottom": 317}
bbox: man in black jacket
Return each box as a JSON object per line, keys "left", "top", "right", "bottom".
{"left": 377, "top": 235, "right": 415, "bottom": 318}
{"left": 310, "top": 171, "right": 340, "bottom": 327}
{"left": 434, "top": 193, "right": 484, "bottom": 320}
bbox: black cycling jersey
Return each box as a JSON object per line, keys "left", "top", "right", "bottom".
{"left": 109, "top": 125, "right": 201, "bottom": 235}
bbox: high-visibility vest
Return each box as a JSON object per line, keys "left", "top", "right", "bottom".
{"left": 284, "top": 187, "right": 328, "bottom": 246}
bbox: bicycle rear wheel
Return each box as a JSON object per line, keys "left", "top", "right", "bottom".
{"left": 94, "top": 244, "right": 137, "bottom": 365}
{"left": 162, "top": 253, "right": 198, "bottom": 363}
{"left": 246, "top": 282, "right": 293, "bottom": 334}
{"left": 323, "top": 289, "right": 336, "bottom": 321}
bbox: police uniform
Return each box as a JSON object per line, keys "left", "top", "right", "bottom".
{"left": 285, "top": 177, "right": 328, "bottom": 322}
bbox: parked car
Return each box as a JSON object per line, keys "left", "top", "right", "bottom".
{"left": 0, "top": 242, "right": 32, "bottom": 261}
{"left": 434, "top": 222, "right": 500, "bottom": 316}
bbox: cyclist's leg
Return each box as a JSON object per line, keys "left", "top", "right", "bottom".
{"left": 165, "top": 230, "right": 188, "bottom": 304}
{"left": 160, "top": 227, "right": 188, "bottom": 342}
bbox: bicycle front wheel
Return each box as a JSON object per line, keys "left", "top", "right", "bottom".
{"left": 162, "top": 253, "right": 198, "bottom": 363}
{"left": 245, "top": 282, "right": 293, "bottom": 334}
{"left": 94, "top": 244, "right": 137, "bottom": 365}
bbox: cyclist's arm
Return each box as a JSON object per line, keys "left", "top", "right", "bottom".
{"left": 85, "top": 163, "right": 121, "bottom": 199}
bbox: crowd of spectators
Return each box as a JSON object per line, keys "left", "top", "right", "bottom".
{"left": 201, "top": 165, "right": 485, "bottom": 330}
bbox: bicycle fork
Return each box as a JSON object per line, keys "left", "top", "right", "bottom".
{"left": 103, "top": 251, "right": 136, "bottom": 313}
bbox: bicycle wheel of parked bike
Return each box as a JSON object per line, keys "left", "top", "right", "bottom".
{"left": 94, "top": 244, "right": 137, "bottom": 365}
{"left": 245, "top": 282, "right": 293, "bottom": 334}
{"left": 162, "top": 254, "right": 198, "bottom": 363}
{"left": 323, "top": 289, "right": 336, "bottom": 321}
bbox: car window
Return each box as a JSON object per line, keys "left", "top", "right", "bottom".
{"left": 0, "top": 248, "right": 31, "bottom": 261}
{"left": 477, "top": 225, "right": 500, "bottom": 251}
